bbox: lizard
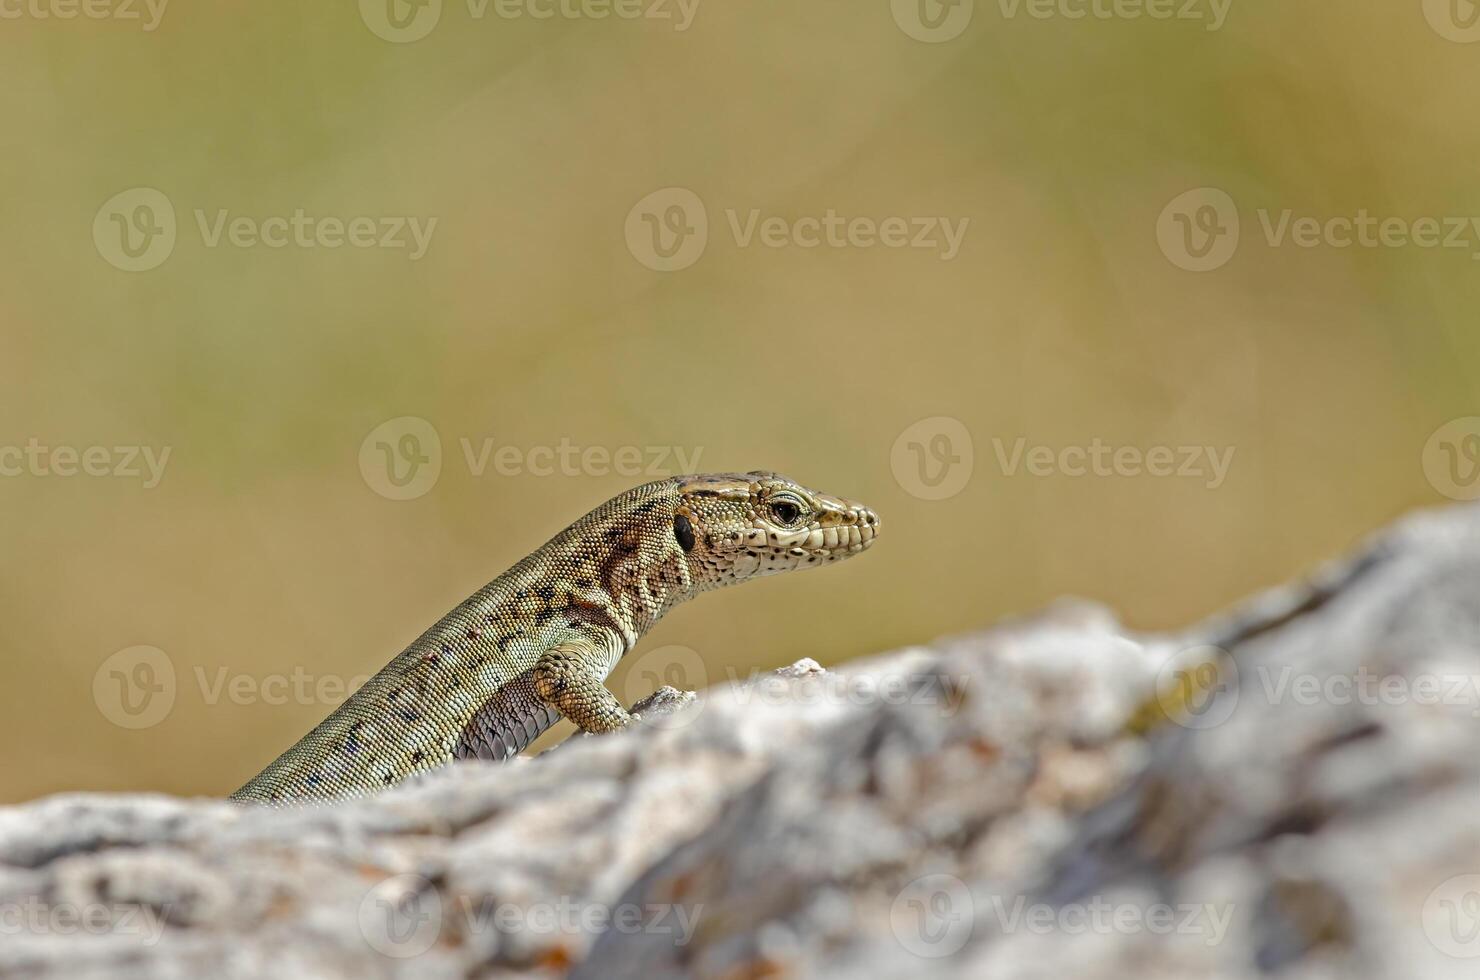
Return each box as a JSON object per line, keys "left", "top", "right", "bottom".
{"left": 231, "top": 471, "right": 879, "bottom": 805}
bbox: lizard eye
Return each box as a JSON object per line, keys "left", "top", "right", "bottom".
{"left": 770, "top": 499, "right": 804, "bottom": 527}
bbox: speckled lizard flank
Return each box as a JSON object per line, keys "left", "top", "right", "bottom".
{"left": 231, "top": 472, "right": 879, "bottom": 805}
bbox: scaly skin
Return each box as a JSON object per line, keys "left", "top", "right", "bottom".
{"left": 231, "top": 472, "right": 879, "bottom": 805}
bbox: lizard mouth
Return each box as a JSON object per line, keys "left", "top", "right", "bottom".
{"left": 778, "top": 505, "right": 880, "bottom": 559}
{"left": 818, "top": 498, "right": 880, "bottom": 554}
{"left": 812, "top": 515, "right": 880, "bottom": 555}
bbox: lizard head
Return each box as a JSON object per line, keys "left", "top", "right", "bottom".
{"left": 674, "top": 471, "right": 880, "bottom": 590}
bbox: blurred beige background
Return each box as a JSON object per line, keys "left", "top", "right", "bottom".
{"left": 1, "top": 1, "right": 1477, "bottom": 802}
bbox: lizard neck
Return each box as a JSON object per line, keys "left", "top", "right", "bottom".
{"left": 508, "top": 478, "right": 697, "bottom": 649}
{"left": 598, "top": 529, "right": 696, "bottom": 644}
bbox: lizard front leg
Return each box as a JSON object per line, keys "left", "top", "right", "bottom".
{"left": 532, "top": 634, "right": 632, "bottom": 734}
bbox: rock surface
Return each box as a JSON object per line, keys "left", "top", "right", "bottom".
{"left": 6, "top": 505, "right": 1480, "bottom": 978}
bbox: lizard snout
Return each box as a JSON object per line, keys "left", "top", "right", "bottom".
{"left": 814, "top": 495, "right": 881, "bottom": 555}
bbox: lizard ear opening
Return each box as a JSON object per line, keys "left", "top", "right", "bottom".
{"left": 674, "top": 512, "right": 696, "bottom": 553}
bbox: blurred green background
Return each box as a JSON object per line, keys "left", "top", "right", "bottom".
{"left": 2, "top": 1, "right": 1477, "bottom": 802}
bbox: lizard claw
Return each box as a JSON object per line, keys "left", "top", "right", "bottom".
{"left": 630, "top": 685, "right": 697, "bottom": 728}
